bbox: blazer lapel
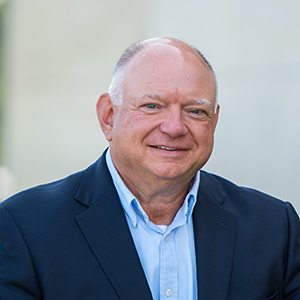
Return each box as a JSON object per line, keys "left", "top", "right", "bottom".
{"left": 74, "top": 153, "right": 153, "bottom": 300}
{"left": 194, "top": 171, "right": 237, "bottom": 300}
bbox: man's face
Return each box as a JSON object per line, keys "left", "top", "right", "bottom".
{"left": 105, "top": 42, "right": 218, "bottom": 186}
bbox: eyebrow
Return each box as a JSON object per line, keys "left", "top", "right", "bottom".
{"left": 141, "top": 93, "right": 162, "bottom": 100}
{"left": 188, "top": 99, "right": 212, "bottom": 108}
{"left": 140, "top": 94, "right": 212, "bottom": 108}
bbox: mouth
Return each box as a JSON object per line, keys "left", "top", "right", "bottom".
{"left": 151, "top": 146, "right": 181, "bottom": 151}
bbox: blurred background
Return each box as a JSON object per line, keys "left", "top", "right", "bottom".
{"left": 0, "top": 0, "right": 299, "bottom": 214}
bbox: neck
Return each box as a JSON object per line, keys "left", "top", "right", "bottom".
{"left": 119, "top": 171, "right": 192, "bottom": 226}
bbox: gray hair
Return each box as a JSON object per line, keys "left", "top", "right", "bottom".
{"left": 108, "top": 39, "right": 218, "bottom": 110}
{"left": 108, "top": 41, "right": 149, "bottom": 105}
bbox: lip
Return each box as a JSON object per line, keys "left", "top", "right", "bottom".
{"left": 148, "top": 145, "right": 189, "bottom": 158}
{"left": 150, "top": 145, "right": 187, "bottom": 151}
{"left": 151, "top": 145, "right": 180, "bottom": 151}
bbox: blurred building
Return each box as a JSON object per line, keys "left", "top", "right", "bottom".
{"left": 1, "top": 0, "right": 300, "bottom": 213}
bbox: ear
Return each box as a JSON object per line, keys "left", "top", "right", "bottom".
{"left": 96, "top": 93, "right": 115, "bottom": 142}
{"left": 212, "top": 104, "right": 220, "bottom": 133}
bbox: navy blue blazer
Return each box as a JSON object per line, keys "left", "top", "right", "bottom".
{"left": 0, "top": 152, "right": 299, "bottom": 300}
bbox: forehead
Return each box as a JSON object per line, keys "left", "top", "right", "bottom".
{"left": 122, "top": 42, "right": 216, "bottom": 101}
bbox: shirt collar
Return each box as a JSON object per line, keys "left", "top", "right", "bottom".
{"left": 105, "top": 148, "right": 200, "bottom": 228}
{"left": 106, "top": 149, "right": 139, "bottom": 226}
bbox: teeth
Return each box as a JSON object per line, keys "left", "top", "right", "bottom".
{"left": 155, "top": 146, "right": 177, "bottom": 151}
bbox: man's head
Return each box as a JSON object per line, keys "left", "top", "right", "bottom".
{"left": 97, "top": 37, "right": 219, "bottom": 188}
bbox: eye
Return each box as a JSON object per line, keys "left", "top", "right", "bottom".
{"left": 190, "top": 109, "right": 201, "bottom": 114}
{"left": 186, "top": 107, "right": 210, "bottom": 120}
{"left": 189, "top": 109, "right": 206, "bottom": 115}
{"left": 145, "top": 104, "right": 157, "bottom": 109}
{"left": 139, "top": 103, "right": 162, "bottom": 114}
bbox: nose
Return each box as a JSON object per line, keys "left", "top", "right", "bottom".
{"left": 159, "top": 107, "right": 188, "bottom": 138}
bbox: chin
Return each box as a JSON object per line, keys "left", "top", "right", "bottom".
{"left": 149, "top": 166, "right": 193, "bottom": 181}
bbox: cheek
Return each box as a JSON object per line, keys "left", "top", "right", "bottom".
{"left": 112, "top": 114, "right": 132, "bottom": 133}
{"left": 131, "top": 118, "right": 143, "bottom": 132}
{"left": 112, "top": 115, "right": 144, "bottom": 143}
{"left": 193, "top": 125, "right": 214, "bottom": 145}
{"left": 130, "top": 116, "right": 159, "bottom": 138}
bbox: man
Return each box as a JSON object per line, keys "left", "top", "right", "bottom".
{"left": 0, "top": 37, "right": 299, "bottom": 300}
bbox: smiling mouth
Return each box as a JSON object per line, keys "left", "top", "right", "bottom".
{"left": 152, "top": 146, "right": 180, "bottom": 151}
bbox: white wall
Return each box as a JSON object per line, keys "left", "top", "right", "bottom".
{"left": 2, "top": 0, "right": 148, "bottom": 191}
{"left": 2, "top": 0, "right": 300, "bottom": 214}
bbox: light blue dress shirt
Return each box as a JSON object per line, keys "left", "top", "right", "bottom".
{"left": 106, "top": 149, "right": 199, "bottom": 300}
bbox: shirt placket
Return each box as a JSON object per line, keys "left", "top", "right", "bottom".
{"left": 160, "top": 230, "right": 178, "bottom": 299}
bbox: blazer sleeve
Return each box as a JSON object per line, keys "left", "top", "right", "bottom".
{"left": 0, "top": 206, "right": 41, "bottom": 300}
{"left": 284, "top": 202, "right": 300, "bottom": 299}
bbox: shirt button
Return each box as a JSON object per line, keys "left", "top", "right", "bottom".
{"left": 166, "top": 289, "right": 172, "bottom": 297}
{"left": 164, "top": 235, "right": 169, "bottom": 242}
{"left": 132, "top": 217, "right": 136, "bottom": 223}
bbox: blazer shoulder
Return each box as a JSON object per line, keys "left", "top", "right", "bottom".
{"left": 199, "top": 170, "right": 300, "bottom": 249}
{"left": 1, "top": 169, "right": 85, "bottom": 212}
{"left": 0, "top": 154, "right": 110, "bottom": 219}
{"left": 199, "top": 170, "right": 288, "bottom": 212}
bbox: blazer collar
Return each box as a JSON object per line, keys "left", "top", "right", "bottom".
{"left": 74, "top": 151, "right": 153, "bottom": 300}
{"left": 193, "top": 171, "right": 237, "bottom": 300}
